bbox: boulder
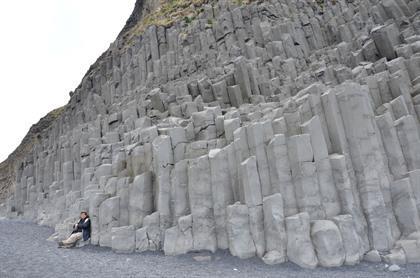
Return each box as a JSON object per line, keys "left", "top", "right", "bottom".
{"left": 388, "top": 264, "right": 401, "bottom": 272}
{"left": 111, "top": 225, "right": 135, "bottom": 253}
{"left": 262, "top": 251, "right": 285, "bottom": 265}
{"left": 364, "top": 250, "right": 382, "bottom": 263}
{"left": 395, "top": 240, "right": 420, "bottom": 263}
{"left": 311, "top": 220, "right": 345, "bottom": 267}
{"left": 383, "top": 249, "right": 407, "bottom": 265}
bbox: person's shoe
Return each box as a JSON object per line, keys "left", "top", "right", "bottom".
{"left": 58, "top": 241, "right": 64, "bottom": 248}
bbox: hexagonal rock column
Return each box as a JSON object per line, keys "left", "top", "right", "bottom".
{"left": 262, "top": 193, "right": 287, "bottom": 265}
{"left": 394, "top": 115, "right": 420, "bottom": 171}
{"left": 266, "top": 134, "right": 298, "bottom": 217}
{"left": 329, "top": 154, "right": 370, "bottom": 253}
{"left": 89, "top": 192, "right": 109, "bottom": 245}
{"left": 241, "top": 156, "right": 265, "bottom": 257}
{"left": 170, "top": 160, "right": 190, "bottom": 226}
{"left": 288, "top": 134, "right": 325, "bottom": 220}
{"left": 409, "top": 170, "right": 420, "bottom": 212}
{"left": 302, "top": 115, "right": 341, "bottom": 218}
{"left": 286, "top": 212, "right": 318, "bottom": 269}
{"left": 336, "top": 82, "right": 396, "bottom": 251}
{"left": 246, "top": 122, "right": 272, "bottom": 197}
{"left": 62, "top": 161, "right": 74, "bottom": 195}
{"left": 311, "top": 220, "right": 345, "bottom": 267}
{"left": 152, "top": 135, "right": 174, "bottom": 233}
{"left": 226, "top": 202, "right": 256, "bottom": 259}
{"left": 128, "top": 172, "right": 153, "bottom": 229}
{"left": 332, "top": 215, "right": 364, "bottom": 265}
{"left": 209, "top": 148, "right": 234, "bottom": 250}
{"left": 390, "top": 178, "right": 420, "bottom": 236}
{"left": 188, "top": 155, "right": 217, "bottom": 252}
{"left": 116, "top": 177, "right": 130, "bottom": 227}
{"left": 376, "top": 112, "right": 408, "bottom": 180}
{"left": 233, "top": 127, "right": 250, "bottom": 203}
{"left": 99, "top": 196, "right": 120, "bottom": 247}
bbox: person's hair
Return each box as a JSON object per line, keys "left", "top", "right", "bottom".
{"left": 80, "top": 211, "right": 89, "bottom": 218}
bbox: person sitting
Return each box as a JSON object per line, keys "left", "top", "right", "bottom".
{"left": 58, "top": 211, "right": 91, "bottom": 248}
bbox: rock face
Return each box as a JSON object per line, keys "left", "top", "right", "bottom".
{"left": 226, "top": 202, "right": 256, "bottom": 259}
{"left": 311, "top": 220, "right": 345, "bottom": 267}
{"left": 112, "top": 225, "right": 136, "bottom": 253}
{"left": 2, "top": 0, "right": 420, "bottom": 269}
{"left": 286, "top": 212, "right": 318, "bottom": 269}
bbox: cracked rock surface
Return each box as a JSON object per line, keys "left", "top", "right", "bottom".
{"left": 1, "top": 0, "right": 420, "bottom": 270}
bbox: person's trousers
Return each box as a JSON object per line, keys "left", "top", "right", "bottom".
{"left": 62, "top": 232, "right": 82, "bottom": 245}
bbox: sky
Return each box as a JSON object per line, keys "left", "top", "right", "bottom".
{"left": 0, "top": 0, "right": 136, "bottom": 162}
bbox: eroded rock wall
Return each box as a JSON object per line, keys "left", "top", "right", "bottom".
{"left": 1, "top": 0, "right": 420, "bottom": 268}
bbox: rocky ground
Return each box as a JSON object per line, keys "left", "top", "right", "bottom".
{"left": 0, "top": 218, "right": 418, "bottom": 278}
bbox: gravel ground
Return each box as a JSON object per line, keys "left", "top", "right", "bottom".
{"left": 0, "top": 218, "right": 419, "bottom": 278}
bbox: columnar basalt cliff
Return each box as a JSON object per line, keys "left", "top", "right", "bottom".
{"left": 1, "top": 0, "right": 420, "bottom": 268}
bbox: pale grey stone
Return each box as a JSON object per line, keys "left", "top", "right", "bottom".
{"left": 383, "top": 249, "right": 406, "bottom": 265}
{"left": 288, "top": 135, "right": 325, "bottom": 220}
{"left": 388, "top": 264, "right": 401, "bottom": 272}
{"left": 241, "top": 156, "right": 263, "bottom": 207}
{"left": 336, "top": 82, "right": 395, "bottom": 251}
{"left": 263, "top": 193, "right": 286, "bottom": 263}
{"left": 209, "top": 148, "right": 233, "bottom": 250}
{"left": 153, "top": 135, "right": 174, "bottom": 231}
{"left": 164, "top": 214, "right": 194, "bottom": 256}
{"left": 286, "top": 212, "right": 318, "bottom": 269}
{"left": 129, "top": 173, "right": 153, "bottom": 229}
{"left": 226, "top": 203, "right": 256, "bottom": 259}
{"left": 99, "top": 197, "right": 120, "bottom": 248}
{"left": 332, "top": 215, "right": 363, "bottom": 265}
{"left": 170, "top": 160, "right": 189, "bottom": 225}
{"left": 395, "top": 240, "right": 420, "bottom": 263}
{"left": 89, "top": 192, "right": 109, "bottom": 245}
{"left": 266, "top": 135, "right": 297, "bottom": 217}
{"left": 246, "top": 123, "right": 272, "bottom": 197}
{"left": 192, "top": 207, "right": 217, "bottom": 253}
{"left": 135, "top": 227, "right": 149, "bottom": 253}
{"left": 311, "top": 220, "right": 345, "bottom": 267}
{"left": 143, "top": 212, "right": 161, "bottom": 251}
{"left": 364, "top": 250, "right": 382, "bottom": 263}
{"left": 390, "top": 178, "right": 420, "bottom": 236}
{"left": 112, "top": 225, "right": 135, "bottom": 253}
{"left": 248, "top": 205, "right": 265, "bottom": 258}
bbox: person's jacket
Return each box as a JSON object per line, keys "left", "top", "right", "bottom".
{"left": 72, "top": 218, "right": 91, "bottom": 241}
